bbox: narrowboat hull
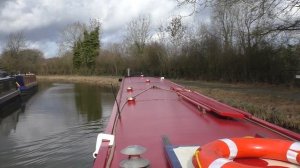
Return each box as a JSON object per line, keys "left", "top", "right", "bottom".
{"left": 93, "top": 77, "right": 300, "bottom": 168}
{"left": 0, "top": 77, "right": 21, "bottom": 115}
{"left": 18, "top": 82, "right": 38, "bottom": 95}
{"left": 0, "top": 90, "right": 20, "bottom": 105}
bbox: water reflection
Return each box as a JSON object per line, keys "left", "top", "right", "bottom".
{"left": 0, "top": 108, "right": 22, "bottom": 136}
{"left": 0, "top": 96, "right": 22, "bottom": 118}
{"left": 75, "top": 84, "right": 103, "bottom": 121}
{"left": 0, "top": 82, "right": 114, "bottom": 168}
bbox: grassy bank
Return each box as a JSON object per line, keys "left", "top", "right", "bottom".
{"left": 37, "top": 75, "right": 121, "bottom": 87}
{"left": 176, "top": 80, "right": 300, "bottom": 133}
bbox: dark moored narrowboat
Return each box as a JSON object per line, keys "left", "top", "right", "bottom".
{"left": 16, "top": 73, "right": 38, "bottom": 95}
{"left": 0, "top": 73, "right": 20, "bottom": 110}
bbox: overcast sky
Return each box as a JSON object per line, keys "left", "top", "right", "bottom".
{"left": 0, "top": 0, "right": 210, "bottom": 58}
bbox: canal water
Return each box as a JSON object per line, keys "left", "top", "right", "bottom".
{"left": 0, "top": 83, "right": 114, "bottom": 168}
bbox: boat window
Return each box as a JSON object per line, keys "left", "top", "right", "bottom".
{"left": 0, "top": 80, "right": 9, "bottom": 95}
{"left": 0, "top": 82, "right": 4, "bottom": 95}
{"left": 0, "top": 79, "right": 16, "bottom": 95}
{"left": 9, "top": 80, "right": 15, "bottom": 90}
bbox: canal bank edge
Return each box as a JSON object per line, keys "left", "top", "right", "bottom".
{"left": 37, "top": 75, "right": 120, "bottom": 87}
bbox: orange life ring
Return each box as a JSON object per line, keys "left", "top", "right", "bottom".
{"left": 193, "top": 138, "right": 300, "bottom": 168}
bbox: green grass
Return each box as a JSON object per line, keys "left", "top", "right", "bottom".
{"left": 221, "top": 98, "right": 300, "bottom": 132}
{"left": 178, "top": 81, "right": 300, "bottom": 133}
{"left": 37, "top": 75, "right": 121, "bottom": 87}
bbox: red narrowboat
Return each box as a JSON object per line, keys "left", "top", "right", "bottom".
{"left": 93, "top": 76, "right": 300, "bottom": 168}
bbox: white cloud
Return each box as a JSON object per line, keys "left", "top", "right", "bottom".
{"left": 0, "top": 0, "right": 90, "bottom": 33}
{"left": 0, "top": 0, "right": 210, "bottom": 58}
{"left": 27, "top": 40, "right": 58, "bottom": 57}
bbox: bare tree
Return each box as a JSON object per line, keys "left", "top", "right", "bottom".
{"left": 57, "top": 22, "right": 86, "bottom": 54}
{"left": 5, "top": 32, "right": 27, "bottom": 56}
{"left": 211, "top": 2, "right": 236, "bottom": 51}
{"left": 166, "top": 16, "right": 187, "bottom": 48}
{"left": 125, "top": 15, "right": 151, "bottom": 55}
{"left": 156, "top": 24, "right": 167, "bottom": 45}
{"left": 18, "top": 49, "right": 44, "bottom": 73}
{"left": 88, "top": 18, "right": 101, "bottom": 32}
{"left": 177, "top": 0, "right": 300, "bottom": 33}
{"left": 1, "top": 32, "right": 27, "bottom": 73}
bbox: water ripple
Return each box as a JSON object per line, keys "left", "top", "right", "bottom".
{"left": 0, "top": 118, "right": 109, "bottom": 168}
{"left": 0, "top": 83, "right": 113, "bottom": 168}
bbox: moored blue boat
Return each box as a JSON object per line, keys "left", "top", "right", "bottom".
{"left": 16, "top": 73, "right": 38, "bottom": 95}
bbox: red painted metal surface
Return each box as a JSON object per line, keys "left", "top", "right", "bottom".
{"left": 93, "top": 77, "right": 300, "bottom": 168}
{"left": 172, "top": 87, "right": 247, "bottom": 119}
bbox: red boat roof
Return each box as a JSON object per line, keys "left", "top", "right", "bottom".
{"left": 93, "top": 77, "right": 300, "bottom": 168}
